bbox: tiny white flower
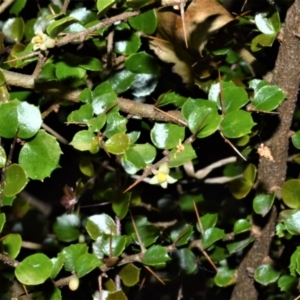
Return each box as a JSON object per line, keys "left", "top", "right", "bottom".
{"left": 31, "top": 32, "right": 55, "bottom": 51}
{"left": 149, "top": 162, "right": 177, "bottom": 189}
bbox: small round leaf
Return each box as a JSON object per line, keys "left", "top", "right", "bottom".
{"left": 282, "top": 179, "right": 300, "bottom": 209}
{"left": 3, "top": 164, "right": 28, "bottom": 197}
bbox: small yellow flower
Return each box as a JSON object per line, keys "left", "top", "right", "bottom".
{"left": 149, "top": 162, "right": 177, "bottom": 189}
{"left": 31, "top": 32, "right": 56, "bottom": 51}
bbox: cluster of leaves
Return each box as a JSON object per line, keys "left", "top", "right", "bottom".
{"left": 0, "top": 0, "right": 300, "bottom": 299}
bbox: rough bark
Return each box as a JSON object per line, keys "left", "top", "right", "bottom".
{"left": 231, "top": 1, "right": 300, "bottom": 299}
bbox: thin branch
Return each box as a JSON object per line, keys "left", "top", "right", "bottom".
{"left": 0, "top": 0, "right": 14, "bottom": 14}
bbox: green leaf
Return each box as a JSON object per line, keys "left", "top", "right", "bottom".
{"left": 2, "top": 233, "right": 22, "bottom": 259}
{"left": 151, "top": 123, "right": 185, "bottom": 149}
{"left": 86, "top": 214, "right": 116, "bottom": 239}
{"left": 289, "top": 246, "right": 300, "bottom": 276}
{"left": 142, "top": 245, "right": 171, "bottom": 267}
{"left": 179, "top": 194, "right": 204, "bottom": 212}
{"left": 10, "top": 0, "right": 26, "bottom": 16}
{"left": 201, "top": 213, "right": 218, "bottom": 231}
{"left": 174, "top": 248, "right": 197, "bottom": 275}
{"left": 125, "top": 52, "right": 160, "bottom": 75}
{"left": 53, "top": 214, "right": 80, "bottom": 242}
{"left": 158, "top": 92, "right": 187, "bottom": 108}
{"left": 3, "top": 164, "right": 28, "bottom": 197}
{"left": 168, "top": 144, "right": 197, "bottom": 168}
{"left": 277, "top": 275, "right": 298, "bottom": 292}
{"left": 252, "top": 85, "right": 285, "bottom": 111}
{"left": 233, "top": 219, "right": 251, "bottom": 235}
{"left": 47, "top": 16, "right": 78, "bottom": 38}
{"left": 15, "top": 253, "right": 53, "bottom": 285}
{"left": 129, "top": 9, "right": 157, "bottom": 35}
{"left": 209, "top": 81, "right": 249, "bottom": 113}
{"left": 282, "top": 179, "right": 300, "bottom": 209}
{"left": 114, "top": 31, "right": 141, "bottom": 55}
{"left": 97, "top": 0, "right": 116, "bottom": 15}
{"left": 182, "top": 99, "right": 221, "bottom": 138}
{"left": 55, "top": 59, "right": 86, "bottom": 85}
{"left": 105, "top": 133, "right": 130, "bottom": 155}
{"left": 79, "top": 56, "right": 103, "bottom": 71}
{"left": 121, "top": 143, "right": 156, "bottom": 174}
{"left": 104, "top": 112, "right": 127, "bottom": 138}
{"left": 74, "top": 253, "right": 101, "bottom": 278}
{"left": 109, "top": 69, "right": 136, "bottom": 94}
{"left": 0, "top": 99, "right": 42, "bottom": 139}
{"left": 70, "top": 130, "right": 95, "bottom": 151}
{"left": 254, "top": 264, "right": 281, "bottom": 286}
{"left": 251, "top": 34, "right": 276, "bottom": 52}
{"left": 0, "top": 213, "right": 5, "bottom": 234}
{"left": 67, "top": 104, "right": 93, "bottom": 122}
{"left": 61, "top": 244, "right": 88, "bottom": 272}
{"left": 79, "top": 157, "right": 94, "bottom": 177}
{"left": 243, "top": 163, "right": 256, "bottom": 184}
{"left": 87, "top": 114, "right": 106, "bottom": 132}
{"left": 253, "top": 193, "right": 275, "bottom": 217}
{"left": 285, "top": 211, "right": 300, "bottom": 235}
{"left": 119, "top": 263, "right": 140, "bottom": 287}
{"left": 107, "top": 290, "right": 127, "bottom": 300}
{"left": 170, "top": 223, "right": 194, "bottom": 247}
{"left": 93, "top": 235, "right": 127, "bottom": 258}
{"left": 255, "top": 11, "right": 281, "bottom": 35}
{"left": 226, "top": 236, "right": 255, "bottom": 254}
{"left": 221, "top": 110, "right": 256, "bottom": 138}
{"left": 131, "top": 225, "right": 160, "bottom": 248}
{"left": 92, "top": 81, "right": 117, "bottom": 115}
{"left": 3, "top": 17, "right": 24, "bottom": 42}
{"left": 202, "top": 228, "right": 226, "bottom": 249}
{"left": 19, "top": 130, "right": 62, "bottom": 180}
{"left": 214, "top": 267, "right": 236, "bottom": 287}
{"left": 229, "top": 179, "right": 253, "bottom": 199}
{"left": 292, "top": 130, "right": 300, "bottom": 149}
{"left": 79, "top": 87, "right": 93, "bottom": 103}
{"left": 50, "top": 254, "right": 65, "bottom": 279}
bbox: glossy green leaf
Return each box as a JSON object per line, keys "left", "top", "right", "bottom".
{"left": 0, "top": 86, "right": 10, "bottom": 102}
{"left": 292, "top": 130, "right": 300, "bottom": 149}
{"left": 93, "top": 235, "right": 127, "bottom": 258}
{"left": 255, "top": 11, "right": 281, "bottom": 35}
{"left": 86, "top": 213, "right": 116, "bottom": 239}
{"left": 285, "top": 211, "right": 300, "bottom": 235}
{"left": 277, "top": 275, "right": 298, "bottom": 292}
{"left": 47, "top": 16, "right": 78, "bottom": 38}
{"left": 92, "top": 81, "right": 117, "bottom": 115}
{"left": 61, "top": 243, "right": 88, "bottom": 272}
{"left": 87, "top": 114, "right": 106, "bottom": 132}
{"left": 1, "top": 195, "right": 15, "bottom": 206}
{"left": 0, "top": 213, "right": 6, "bottom": 234}
{"left": 174, "top": 248, "right": 197, "bottom": 275}
{"left": 243, "top": 163, "right": 256, "bottom": 184}
{"left": 131, "top": 225, "right": 160, "bottom": 248}
{"left": 182, "top": 99, "right": 221, "bottom": 138}
{"left": 107, "top": 290, "right": 127, "bottom": 300}
{"left": 15, "top": 253, "right": 53, "bottom": 285}
{"left": 168, "top": 144, "right": 197, "bottom": 168}
{"left": 226, "top": 236, "right": 255, "bottom": 255}
{"left": 254, "top": 264, "right": 280, "bottom": 286}
{"left": 170, "top": 223, "right": 194, "bottom": 247}
{"left": 53, "top": 214, "right": 80, "bottom": 242}
{"left": 202, "top": 228, "right": 226, "bottom": 249}
{"left": 0, "top": 99, "right": 42, "bottom": 139}
{"left": 221, "top": 110, "right": 256, "bottom": 138}
{"left": 97, "top": 0, "right": 116, "bottom": 15}
{"left": 55, "top": 60, "right": 86, "bottom": 85}
{"left": 201, "top": 213, "right": 218, "bottom": 231}
{"left": 75, "top": 253, "right": 101, "bottom": 278}
{"left": 19, "top": 130, "right": 62, "bottom": 180}
{"left": 125, "top": 52, "right": 160, "bottom": 75}
{"left": 119, "top": 263, "right": 140, "bottom": 287}
{"left": 79, "top": 56, "right": 103, "bottom": 71}
{"left": 121, "top": 143, "right": 156, "bottom": 174}
{"left": 2, "top": 233, "right": 22, "bottom": 258}
{"left": 209, "top": 81, "right": 249, "bottom": 113}
{"left": 252, "top": 85, "right": 285, "bottom": 111}
{"left": 179, "top": 194, "right": 204, "bottom": 212}
{"left": 114, "top": 31, "right": 141, "bottom": 55}
{"left": 69, "top": 7, "right": 97, "bottom": 25}
{"left": 79, "top": 157, "right": 94, "bottom": 177}
{"left": 233, "top": 219, "right": 251, "bottom": 235}
{"left": 253, "top": 193, "right": 275, "bottom": 217}
{"left": 3, "top": 164, "right": 28, "bottom": 197}
{"left": 282, "top": 179, "right": 300, "bottom": 209}
{"left": 109, "top": 69, "right": 136, "bottom": 94}
{"left": 129, "top": 9, "right": 157, "bottom": 34}
{"left": 158, "top": 92, "right": 187, "bottom": 108}
{"left": 249, "top": 79, "right": 269, "bottom": 92}
{"left": 10, "top": 0, "right": 26, "bottom": 16}
{"left": 79, "top": 87, "right": 93, "bottom": 103}
{"left": 229, "top": 179, "right": 253, "bottom": 199}
{"left": 67, "top": 104, "right": 93, "bottom": 122}
{"left": 105, "top": 133, "right": 130, "bottom": 155}
{"left": 251, "top": 34, "right": 276, "bottom": 52}
{"left": 142, "top": 245, "right": 171, "bottom": 267}
{"left": 215, "top": 267, "right": 236, "bottom": 287}
{"left": 151, "top": 123, "right": 185, "bottom": 149}
{"left": 0, "top": 146, "right": 6, "bottom": 168}
{"left": 50, "top": 254, "right": 65, "bottom": 279}
{"left": 70, "top": 130, "right": 95, "bottom": 151}
{"left": 289, "top": 247, "right": 300, "bottom": 276}
{"left": 104, "top": 112, "right": 127, "bottom": 138}
{"left": 3, "top": 17, "right": 24, "bottom": 42}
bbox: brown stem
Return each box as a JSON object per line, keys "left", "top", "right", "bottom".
{"left": 231, "top": 1, "right": 300, "bottom": 299}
